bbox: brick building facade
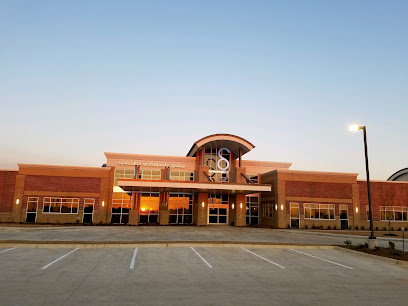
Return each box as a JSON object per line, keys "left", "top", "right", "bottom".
{"left": 0, "top": 134, "right": 407, "bottom": 229}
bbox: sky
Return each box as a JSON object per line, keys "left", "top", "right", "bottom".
{"left": 0, "top": 0, "right": 407, "bottom": 180}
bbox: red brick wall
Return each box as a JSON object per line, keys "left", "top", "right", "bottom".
{"left": 359, "top": 181, "right": 408, "bottom": 221}
{"left": 0, "top": 171, "right": 17, "bottom": 212}
{"left": 285, "top": 181, "right": 352, "bottom": 199}
{"left": 24, "top": 175, "right": 101, "bottom": 193}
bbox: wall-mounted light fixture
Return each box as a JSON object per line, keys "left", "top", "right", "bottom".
{"left": 240, "top": 203, "right": 243, "bottom": 209}
{"left": 102, "top": 201, "right": 105, "bottom": 207}
{"left": 275, "top": 204, "right": 278, "bottom": 211}
{"left": 232, "top": 203, "right": 235, "bottom": 209}
{"left": 202, "top": 202, "right": 205, "bottom": 208}
{"left": 356, "top": 207, "right": 359, "bottom": 213}
{"left": 16, "top": 199, "right": 19, "bottom": 205}
{"left": 281, "top": 204, "right": 284, "bottom": 211}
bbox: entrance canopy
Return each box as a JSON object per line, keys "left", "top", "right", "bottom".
{"left": 186, "top": 134, "right": 255, "bottom": 157}
{"left": 117, "top": 179, "right": 271, "bottom": 195}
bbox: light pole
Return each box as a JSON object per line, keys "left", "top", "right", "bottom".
{"left": 350, "top": 125, "right": 377, "bottom": 247}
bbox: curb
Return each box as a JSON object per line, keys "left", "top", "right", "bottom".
{"left": 334, "top": 246, "right": 408, "bottom": 268}
{"left": 0, "top": 240, "right": 336, "bottom": 249}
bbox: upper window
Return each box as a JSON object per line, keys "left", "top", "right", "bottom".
{"left": 139, "top": 170, "right": 161, "bottom": 180}
{"left": 247, "top": 174, "right": 259, "bottom": 184}
{"left": 170, "top": 171, "right": 194, "bottom": 181}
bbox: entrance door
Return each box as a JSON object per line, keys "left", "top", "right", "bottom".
{"left": 83, "top": 198, "right": 94, "bottom": 224}
{"left": 25, "top": 197, "right": 38, "bottom": 223}
{"left": 139, "top": 193, "right": 159, "bottom": 224}
{"left": 339, "top": 204, "right": 349, "bottom": 230}
{"left": 208, "top": 204, "right": 228, "bottom": 224}
{"left": 290, "top": 203, "right": 300, "bottom": 228}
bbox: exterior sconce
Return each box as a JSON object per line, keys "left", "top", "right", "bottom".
{"left": 16, "top": 199, "right": 19, "bottom": 205}
{"left": 356, "top": 207, "right": 359, "bottom": 213}
{"left": 232, "top": 204, "right": 235, "bottom": 209}
{"left": 275, "top": 204, "right": 278, "bottom": 211}
{"left": 202, "top": 202, "right": 205, "bottom": 208}
{"left": 240, "top": 203, "right": 243, "bottom": 209}
{"left": 281, "top": 204, "right": 284, "bottom": 211}
{"left": 102, "top": 201, "right": 105, "bottom": 207}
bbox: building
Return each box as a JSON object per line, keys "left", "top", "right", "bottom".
{"left": 388, "top": 168, "right": 408, "bottom": 182}
{"left": 1, "top": 133, "right": 407, "bottom": 229}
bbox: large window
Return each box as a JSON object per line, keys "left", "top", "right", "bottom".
{"left": 169, "top": 193, "right": 193, "bottom": 224}
{"left": 111, "top": 192, "right": 131, "bottom": 224}
{"left": 139, "top": 193, "right": 159, "bottom": 224}
{"left": 246, "top": 196, "right": 259, "bottom": 225}
{"left": 208, "top": 195, "right": 229, "bottom": 224}
{"left": 380, "top": 206, "right": 408, "bottom": 221}
{"left": 204, "top": 148, "right": 231, "bottom": 182}
{"left": 43, "top": 198, "right": 79, "bottom": 214}
{"left": 304, "top": 203, "right": 335, "bottom": 220}
{"left": 170, "top": 171, "right": 194, "bottom": 181}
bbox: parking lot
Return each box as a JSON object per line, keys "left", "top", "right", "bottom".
{"left": 1, "top": 246, "right": 407, "bottom": 305}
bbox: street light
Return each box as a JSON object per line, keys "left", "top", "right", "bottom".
{"left": 350, "top": 125, "right": 376, "bottom": 247}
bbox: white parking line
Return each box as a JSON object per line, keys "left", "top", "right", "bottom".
{"left": 0, "top": 247, "right": 16, "bottom": 254}
{"left": 241, "top": 247, "right": 285, "bottom": 269}
{"left": 289, "top": 249, "right": 353, "bottom": 270}
{"left": 190, "top": 247, "right": 213, "bottom": 268}
{"left": 41, "top": 248, "right": 79, "bottom": 270}
{"left": 130, "top": 247, "right": 138, "bottom": 269}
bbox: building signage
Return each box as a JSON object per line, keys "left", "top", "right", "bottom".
{"left": 118, "top": 160, "right": 186, "bottom": 169}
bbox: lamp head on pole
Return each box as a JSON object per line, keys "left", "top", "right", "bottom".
{"left": 349, "top": 125, "right": 364, "bottom": 132}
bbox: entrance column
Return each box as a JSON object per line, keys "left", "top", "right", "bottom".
{"left": 11, "top": 174, "right": 25, "bottom": 223}
{"left": 128, "top": 192, "right": 140, "bottom": 225}
{"left": 195, "top": 192, "right": 208, "bottom": 226}
{"left": 233, "top": 194, "right": 246, "bottom": 227}
{"left": 159, "top": 192, "right": 169, "bottom": 225}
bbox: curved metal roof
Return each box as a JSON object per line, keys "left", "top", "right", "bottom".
{"left": 387, "top": 168, "right": 408, "bottom": 181}
{"left": 186, "top": 134, "right": 255, "bottom": 157}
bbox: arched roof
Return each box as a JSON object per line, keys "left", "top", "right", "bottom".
{"left": 388, "top": 168, "right": 408, "bottom": 182}
{"left": 186, "top": 134, "right": 255, "bottom": 157}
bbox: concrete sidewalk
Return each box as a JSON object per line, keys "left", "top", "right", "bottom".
{"left": 0, "top": 226, "right": 406, "bottom": 251}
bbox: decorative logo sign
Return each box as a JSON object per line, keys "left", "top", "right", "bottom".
{"left": 217, "top": 148, "right": 230, "bottom": 182}
{"left": 206, "top": 147, "right": 230, "bottom": 182}
{"left": 118, "top": 161, "right": 186, "bottom": 169}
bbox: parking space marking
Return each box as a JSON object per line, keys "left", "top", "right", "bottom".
{"left": 190, "top": 247, "right": 213, "bottom": 268}
{"left": 289, "top": 249, "right": 353, "bottom": 270}
{"left": 241, "top": 248, "right": 285, "bottom": 269}
{"left": 41, "top": 248, "right": 79, "bottom": 270}
{"left": 0, "top": 247, "right": 16, "bottom": 254}
{"left": 130, "top": 247, "right": 138, "bottom": 269}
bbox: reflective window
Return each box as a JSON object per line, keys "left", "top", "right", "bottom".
{"left": 111, "top": 192, "right": 131, "bottom": 224}
{"left": 43, "top": 198, "right": 79, "bottom": 214}
{"left": 168, "top": 193, "right": 193, "bottom": 224}
{"left": 139, "top": 193, "right": 160, "bottom": 224}
{"left": 139, "top": 170, "right": 161, "bottom": 180}
{"left": 304, "top": 203, "right": 335, "bottom": 220}
{"left": 208, "top": 195, "right": 228, "bottom": 224}
{"left": 380, "top": 206, "right": 408, "bottom": 221}
{"left": 204, "top": 148, "right": 231, "bottom": 182}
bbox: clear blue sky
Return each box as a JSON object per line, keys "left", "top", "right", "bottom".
{"left": 1, "top": 0, "right": 407, "bottom": 180}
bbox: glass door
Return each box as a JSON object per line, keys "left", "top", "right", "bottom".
{"left": 339, "top": 204, "right": 349, "bottom": 230}
{"left": 139, "top": 193, "right": 159, "bottom": 224}
{"left": 83, "top": 198, "right": 94, "bottom": 224}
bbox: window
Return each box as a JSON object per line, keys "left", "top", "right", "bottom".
{"left": 304, "top": 203, "right": 335, "bottom": 220}
{"left": 380, "top": 206, "right": 408, "bottom": 221}
{"left": 339, "top": 205, "right": 348, "bottom": 220}
{"left": 262, "top": 203, "right": 274, "bottom": 218}
{"left": 247, "top": 175, "right": 259, "bottom": 184}
{"left": 170, "top": 171, "right": 194, "bottom": 181}
{"left": 112, "top": 192, "right": 131, "bottom": 224}
{"left": 43, "top": 198, "right": 79, "bottom": 214}
{"left": 139, "top": 192, "right": 159, "bottom": 224}
{"left": 139, "top": 170, "right": 161, "bottom": 180}
{"left": 169, "top": 193, "right": 193, "bottom": 224}
{"left": 114, "top": 169, "right": 135, "bottom": 185}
